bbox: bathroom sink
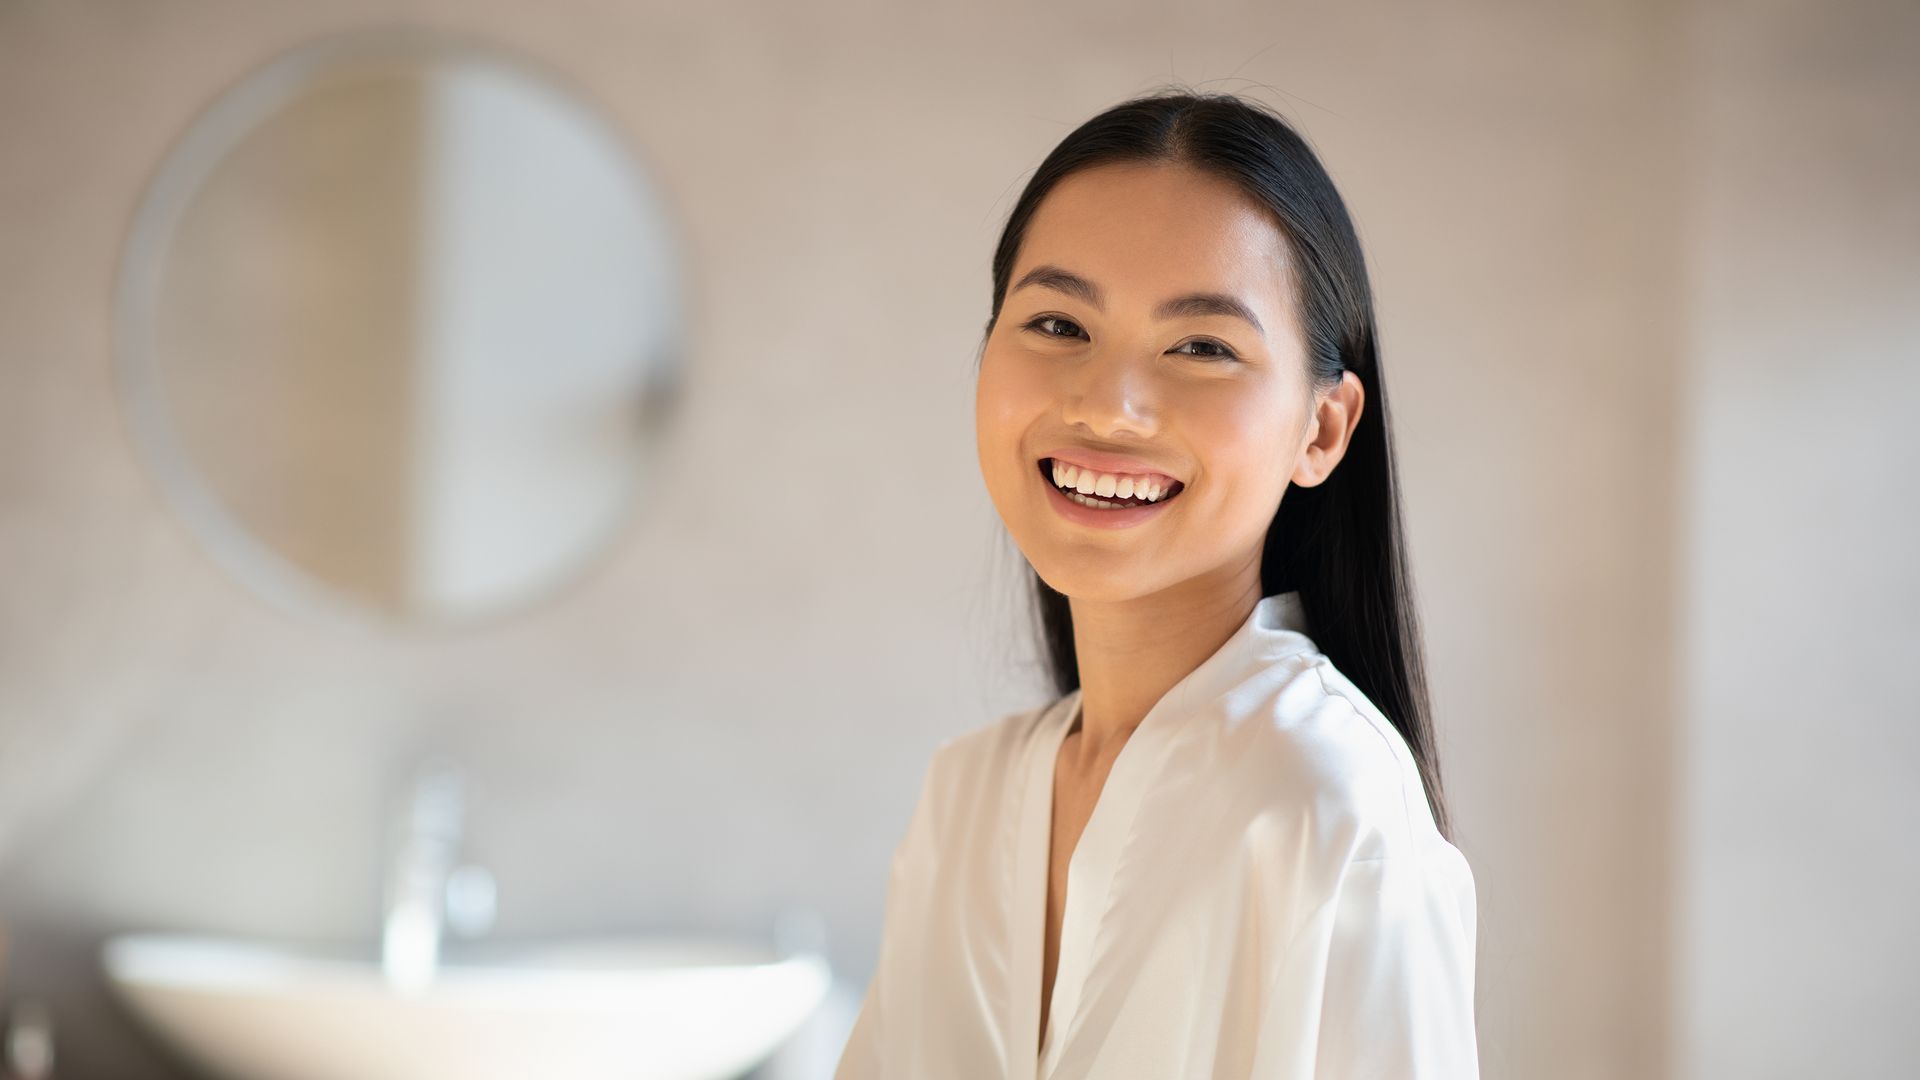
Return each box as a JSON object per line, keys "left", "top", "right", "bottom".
{"left": 101, "top": 932, "right": 832, "bottom": 1080}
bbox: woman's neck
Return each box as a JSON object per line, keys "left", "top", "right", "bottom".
{"left": 1065, "top": 567, "right": 1262, "bottom": 760}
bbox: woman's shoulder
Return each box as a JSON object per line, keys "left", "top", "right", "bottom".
{"left": 894, "top": 695, "right": 1070, "bottom": 841}
{"left": 1230, "top": 654, "right": 1456, "bottom": 867}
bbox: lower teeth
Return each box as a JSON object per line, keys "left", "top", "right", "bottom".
{"left": 1061, "top": 487, "right": 1154, "bottom": 510}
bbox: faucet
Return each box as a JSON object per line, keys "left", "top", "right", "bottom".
{"left": 381, "top": 757, "right": 495, "bottom": 994}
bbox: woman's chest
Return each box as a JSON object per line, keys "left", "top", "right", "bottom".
{"left": 896, "top": 724, "right": 1305, "bottom": 1076}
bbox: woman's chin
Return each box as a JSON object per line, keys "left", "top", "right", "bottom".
{"left": 1028, "top": 562, "right": 1175, "bottom": 605}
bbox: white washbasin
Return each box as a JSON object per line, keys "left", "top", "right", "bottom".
{"left": 102, "top": 932, "right": 832, "bottom": 1080}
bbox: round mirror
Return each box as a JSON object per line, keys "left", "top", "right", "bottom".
{"left": 115, "top": 28, "right": 684, "bottom": 627}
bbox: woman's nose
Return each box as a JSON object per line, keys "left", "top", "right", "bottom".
{"left": 1058, "top": 349, "right": 1161, "bottom": 437}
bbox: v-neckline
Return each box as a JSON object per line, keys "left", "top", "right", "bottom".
{"left": 1007, "top": 590, "right": 1320, "bottom": 1078}
{"left": 1037, "top": 698, "right": 1083, "bottom": 1063}
{"left": 1020, "top": 690, "right": 1168, "bottom": 1079}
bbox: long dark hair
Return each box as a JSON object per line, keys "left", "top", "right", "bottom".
{"left": 978, "top": 89, "right": 1454, "bottom": 842}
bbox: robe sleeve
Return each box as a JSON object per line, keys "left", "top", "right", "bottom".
{"left": 832, "top": 748, "right": 948, "bottom": 1080}
{"left": 1252, "top": 848, "right": 1482, "bottom": 1078}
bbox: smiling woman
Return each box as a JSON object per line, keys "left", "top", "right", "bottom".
{"left": 836, "top": 89, "right": 1479, "bottom": 1080}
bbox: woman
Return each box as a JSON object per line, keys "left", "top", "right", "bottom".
{"left": 835, "top": 90, "right": 1480, "bottom": 1079}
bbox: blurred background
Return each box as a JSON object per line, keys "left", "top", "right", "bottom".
{"left": 1, "top": 0, "right": 1914, "bottom": 1077}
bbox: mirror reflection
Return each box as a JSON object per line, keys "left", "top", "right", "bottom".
{"left": 116, "top": 31, "right": 684, "bottom": 625}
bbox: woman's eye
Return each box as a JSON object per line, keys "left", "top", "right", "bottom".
{"left": 1173, "top": 338, "right": 1239, "bottom": 362}
{"left": 1023, "top": 315, "right": 1085, "bottom": 340}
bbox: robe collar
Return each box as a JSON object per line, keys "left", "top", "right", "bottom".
{"left": 1012, "top": 589, "right": 1318, "bottom": 1078}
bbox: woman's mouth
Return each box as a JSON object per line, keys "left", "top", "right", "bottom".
{"left": 1036, "top": 457, "right": 1185, "bottom": 525}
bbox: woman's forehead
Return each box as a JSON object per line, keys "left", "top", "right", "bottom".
{"left": 1015, "top": 162, "right": 1294, "bottom": 322}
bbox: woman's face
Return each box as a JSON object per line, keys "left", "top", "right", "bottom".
{"left": 976, "top": 160, "right": 1355, "bottom": 603}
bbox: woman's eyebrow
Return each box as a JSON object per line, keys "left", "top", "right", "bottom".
{"left": 1010, "top": 263, "right": 1264, "bottom": 336}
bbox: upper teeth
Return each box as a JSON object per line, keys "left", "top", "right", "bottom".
{"left": 1050, "top": 460, "right": 1174, "bottom": 501}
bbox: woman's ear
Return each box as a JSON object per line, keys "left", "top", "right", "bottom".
{"left": 1291, "top": 371, "right": 1365, "bottom": 488}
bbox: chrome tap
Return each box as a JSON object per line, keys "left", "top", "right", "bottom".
{"left": 381, "top": 758, "right": 495, "bottom": 993}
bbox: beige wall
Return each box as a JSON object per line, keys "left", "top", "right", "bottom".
{"left": 1677, "top": 1, "right": 1920, "bottom": 1077}
{"left": 0, "top": 1, "right": 1910, "bottom": 1077}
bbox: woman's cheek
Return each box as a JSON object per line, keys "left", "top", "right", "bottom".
{"left": 1206, "top": 403, "right": 1296, "bottom": 530}
{"left": 974, "top": 352, "right": 1037, "bottom": 498}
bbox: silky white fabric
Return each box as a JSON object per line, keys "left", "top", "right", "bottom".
{"left": 833, "top": 590, "right": 1480, "bottom": 1079}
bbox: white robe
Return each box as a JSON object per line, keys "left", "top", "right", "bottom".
{"left": 833, "top": 590, "right": 1480, "bottom": 1079}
